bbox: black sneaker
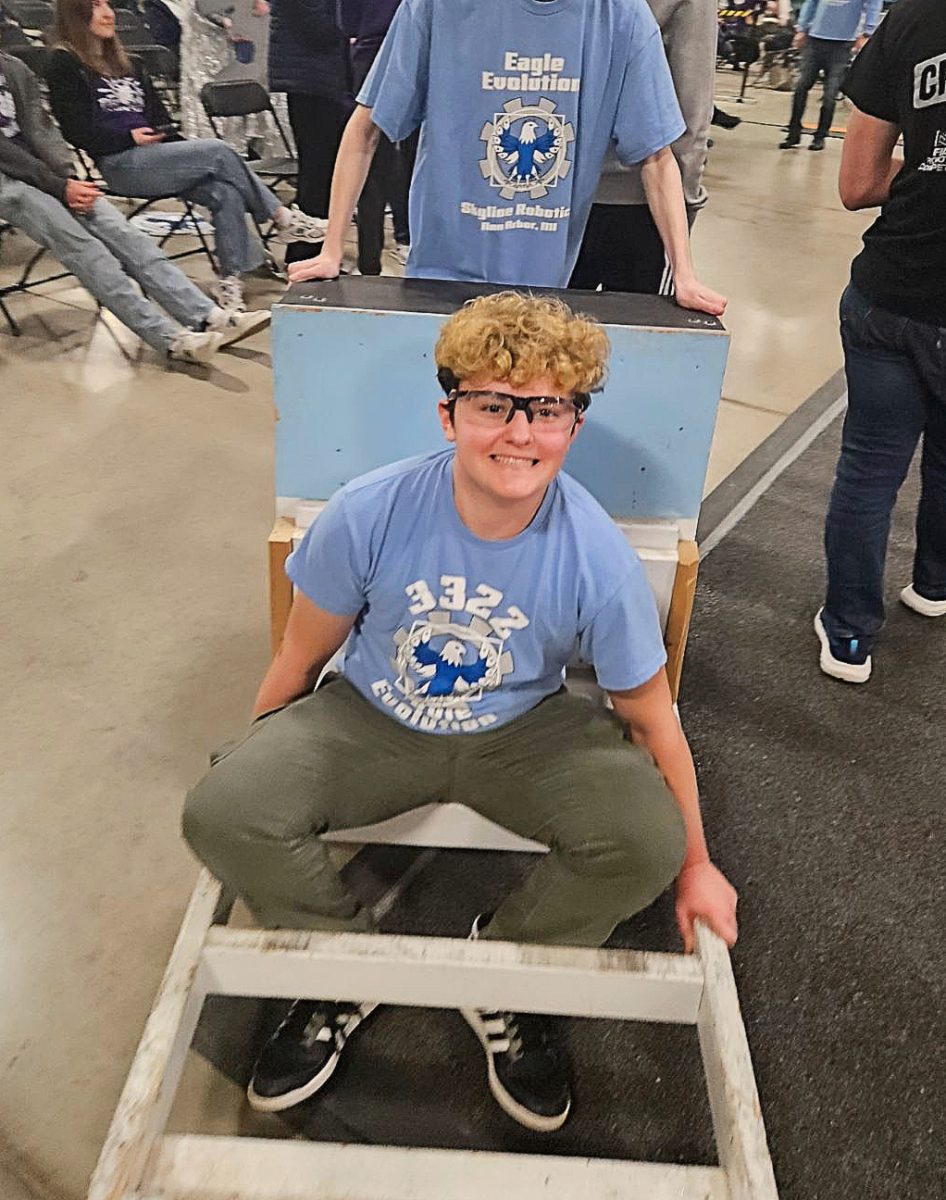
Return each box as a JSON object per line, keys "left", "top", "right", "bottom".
{"left": 462, "top": 915, "right": 571, "bottom": 1131}
{"left": 247, "top": 999, "right": 377, "bottom": 1111}
{"left": 712, "top": 106, "right": 741, "bottom": 130}
{"left": 779, "top": 132, "right": 801, "bottom": 149}
{"left": 814, "top": 608, "right": 872, "bottom": 684}
{"left": 809, "top": 135, "right": 826, "bottom": 151}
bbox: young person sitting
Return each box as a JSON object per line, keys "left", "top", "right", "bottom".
{"left": 286, "top": 0, "right": 726, "bottom": 316}
{"left": 0, "top": 50, "right": 265, "bottom": 362}
{"left": 46, "top": 0, "right": 328, "bottom": 313}
{"left": 183, "top": 291, "right": 738, "bottom": 1129}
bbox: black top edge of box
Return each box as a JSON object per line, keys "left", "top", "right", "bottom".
{"left": 279, "top": 277, "right": 726, "bottom": 334}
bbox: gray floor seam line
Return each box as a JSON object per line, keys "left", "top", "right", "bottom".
{"left": 720, "top": 395, "right": 787, "bottom": 417}
{"left": 700, "top": 393, "right": 847, "bottom": 558}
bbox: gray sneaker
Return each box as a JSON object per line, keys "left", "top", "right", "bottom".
{"left": 208, "top": 307, "right": 271, "bottom": 347}
{"left": 210, "top": 275, "right": 246, "bottom": 313}
{"left": 272, "top": 205, "right": 329, "bottom": 244}
{"left": 168, "top": 329, "right": 224, "bottom": 364}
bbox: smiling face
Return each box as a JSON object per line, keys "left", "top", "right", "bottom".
{"left": 89, "top": 0, "right": 115, "bottom": 41}
{"left": 438, "top": 374, "right": 583, "bottom": 530}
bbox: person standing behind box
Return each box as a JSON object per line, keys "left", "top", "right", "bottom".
{"left": 779, "top": 0, "right": 882, "bottom": 151}
{"left": 267, "top": 0, "right": 354, "bottom": 266}
{"left": 815, "top": 0, "right": 946, "bottom": 682}
{"left": 286, "top": 0, "right": 726, "bottom": 314}
{"left": 570, "top": 0, "right": 717, "bottom": 294}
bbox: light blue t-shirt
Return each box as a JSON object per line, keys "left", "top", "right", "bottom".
{"left": 286, "top": 451, "right": 667, "bottom": 734}
{"left": 358, "top": 0, "right": 685, "bottom": 287}
{"left": 798, "top": 0, "right": 881, "bottom": 42}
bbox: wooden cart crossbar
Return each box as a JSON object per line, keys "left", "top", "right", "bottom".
{"left": 86, "top": 870, "right": 778, "bottom": 1200}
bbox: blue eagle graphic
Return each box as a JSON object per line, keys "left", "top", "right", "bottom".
{"left": 411, "top": 638, "right": 489, "bottom": 698}
{"left": 497, "top": 120, "right": 558, "bottom": 183}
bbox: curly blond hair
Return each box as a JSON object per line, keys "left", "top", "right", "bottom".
{"left": 434, "top": 292, "right": 609, "bottom": 397}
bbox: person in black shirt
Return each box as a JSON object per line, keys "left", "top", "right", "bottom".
{"left": 815, "top": 0, "right": 946, "bottom": 683}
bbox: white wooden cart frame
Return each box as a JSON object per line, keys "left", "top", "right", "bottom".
{"left": 87, "top": 870, "right": 777, "bottom": 1200}
{"left": 87, "top": 522, "right": 778, "bottom": 1200}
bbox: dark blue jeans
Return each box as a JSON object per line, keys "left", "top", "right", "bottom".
{"left": 823, "top": 284, "right": 946, "bottom": 643}
{"left": 789, "top": 37, "right": 852, "bottom": 138}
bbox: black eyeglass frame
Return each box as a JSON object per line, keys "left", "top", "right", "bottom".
{"left": 445, "top": 388, "right": 589, "bottom": 427}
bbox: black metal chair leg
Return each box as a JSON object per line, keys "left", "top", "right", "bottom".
{"left": 0, "top": 293, "right": 22, "bottom": 336}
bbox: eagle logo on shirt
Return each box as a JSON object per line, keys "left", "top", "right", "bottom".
{"left": 480, "top": 97, "right": 574, "bottom": 200}
{"left": 394, "top": 620, "right": 509, "bottom": 708}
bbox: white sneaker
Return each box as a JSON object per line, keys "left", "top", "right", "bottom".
{"left": 168, "top": 329, "right": 224, "bottom": 364}
{"left": 900, "top": 584, "right": 946, "bottom": 617}
{"left": 207, "top": 307, "right": 271, "bottom": 347}
{"left": 272, "top": 205, "right": 329, "bottom": 244}
{"left": 210, "top": 275, "right": 246, "bottom": 313}
{"left": 814, "top": 608, "right": 872, "bottom": 684}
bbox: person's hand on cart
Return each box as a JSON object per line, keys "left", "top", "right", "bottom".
{"left": 675, "top": 859, "right": 739, "bottom": 952}
{"left": 674, "top": 274, "right": 728, "bottom": 318}
{"left": 287, "top": 251, "right": 343, "bottom": 283}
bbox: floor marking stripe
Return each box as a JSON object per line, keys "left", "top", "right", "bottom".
{"left": 700, "top": 393, "right": 847, "bottom": 558}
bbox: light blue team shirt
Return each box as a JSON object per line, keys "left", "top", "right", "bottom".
{"left": 358, "top": 0, "right": 685, "bottom": 287}
{"left": 797, "top": 0, "right": 882, "bottom": 42}
{"left": 286, "top": 451, "right": 667, "bottom": 735}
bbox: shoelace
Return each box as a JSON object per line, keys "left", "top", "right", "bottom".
{"left": 281, "top": 1001, "right": 357, "bottom": 1050}
{"left": 487, "top": 1011, "right": 557, "bottom": 1064}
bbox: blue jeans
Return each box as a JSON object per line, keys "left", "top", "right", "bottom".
{"left": 100, "top": 139, "right": 280, "bottom": 277}
{"left": 788, "top": 37, "right": 852, "bottom": 138}
{"left": 823, "top": 284, "right": 946, "bottom": 643}
{"left": 0, "top": 173, "right": 213, "bottom": 352}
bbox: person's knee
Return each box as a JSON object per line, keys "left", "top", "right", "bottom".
{"left": 567, "top": 786, "right": 686, "bottom": 895}
{"left": 181, "top": 770, "right": 231, "bottom": 860}
{"left": 208, "top": 140, "right": 244, "bottom": 178}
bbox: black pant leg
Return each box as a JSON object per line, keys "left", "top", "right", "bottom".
{"left": 285, "top": 93, "right": 349, "bottom": 266}
{"left": 356, "top": 134, "right": 396, "bottom": 274}
{"left": 569, "top": 204, "right": 670, "bottom": 294}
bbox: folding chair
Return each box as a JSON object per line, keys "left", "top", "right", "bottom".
{"left": 199, "top": 78, "right": 298, "bottom": 192}
{"left": 87, "top": 281, "right": 779, "bottom": 1200}
{"left": 2, "top": 0, "right": 53, "bottom": 39}
{"left": 3, "top": 40, "right": 51, "bottom": 74}
{"left": 113, "top": 6, "right": 152, "bottom": 43}
{"left": 0, "top": 215, "right": 89, "bottom": 337}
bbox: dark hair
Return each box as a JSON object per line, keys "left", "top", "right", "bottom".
{"left": 55, "top": 0, "right": 131, "bottom": 77}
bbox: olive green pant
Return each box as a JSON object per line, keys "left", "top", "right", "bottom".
{"left": 183, "top": 677, "right": 685, "bottom": 947}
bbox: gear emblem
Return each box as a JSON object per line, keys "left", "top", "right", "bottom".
{"left": 479, "top": 96, "right": 575, "bottom": 200}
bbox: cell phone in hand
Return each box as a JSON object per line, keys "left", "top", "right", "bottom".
{"left": 150, "top": 124, "right": 177, "bottom": 135}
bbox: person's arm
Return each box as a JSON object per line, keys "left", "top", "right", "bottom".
{"left": 252, "top": 591, "right": 357, "bottom": 719}
{"left": 661, "top": 0, "right": 717, "bottom": 212}
{"left": 853, "top": 0, "right": 882, "bottom": 52}
{"left": 838, "top": 106, "right": 902, "bottom": 210}
{"left": 46, "top": 50, "right": 137, "bottom": 157}
{"left": 13, "top": 60, "right": 76, "bottom": 177}
{"left": 608, "top": 669, "right": 738, "bottom": 952}
{"left": 795, "top": 0, "right": 816, "bottom": 35}
{"left": 286, "top": 103, "right": 380, "bottom": 282}
{"left": 0, "top": 133, "right": 71, "bottom": 200}
{"left": 640, "top": 146, "right": 726, "bottom": 316}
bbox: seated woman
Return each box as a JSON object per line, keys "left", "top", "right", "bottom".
{"left": 46, "top": 0, "right": 325, "bottom": 312}
{"left": 1, "top": 49, "right": 265, "bottom": 363}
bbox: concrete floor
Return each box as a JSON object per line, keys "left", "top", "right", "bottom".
{"left": 0, "top": 79, "right": 873, "bottom": 1197}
